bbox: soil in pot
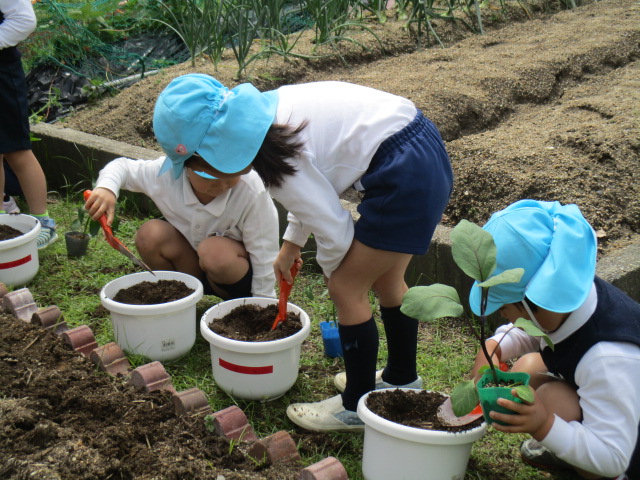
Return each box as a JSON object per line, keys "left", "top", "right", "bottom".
{"left": 112, "top": 279, "right": 195, "bottom": 305}
{"left": 0, "top": 224, "right": 23, "bottom": 240}
{"left": 208, "top": 303, "right": 303, "bottom": 342}
{"left": 366, "top": 389, "right": 484, "bottom": 433}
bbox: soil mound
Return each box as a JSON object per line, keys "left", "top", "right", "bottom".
{"left": 62, "top": 0, "right": 640, "bottom": 256}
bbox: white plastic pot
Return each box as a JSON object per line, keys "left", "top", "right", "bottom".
{"left": 0, "top": 214, "right": 41, "bottom": 287}
{"left": 357, "top": 389, "right": 488, "bottom": 480}
{"left": 200, "top": 297, "right": 311, "bottom": 401}
{"left": 100, "top": 271, "right": 203, "bottom": 362}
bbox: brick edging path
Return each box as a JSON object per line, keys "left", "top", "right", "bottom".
{"left": 0, "top": 284, "right": 348, "bottom": 480}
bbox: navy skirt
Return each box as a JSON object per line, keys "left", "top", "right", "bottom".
{"left": 355, "top": 111, "right": 453, "bottom": 254}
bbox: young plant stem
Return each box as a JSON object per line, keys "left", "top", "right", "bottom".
{"left": 480, "top": 288, "right": 499, "bottom": 383}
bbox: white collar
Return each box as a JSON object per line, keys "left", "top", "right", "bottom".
{"left": 548, "top": 282, "right": 597, "bottom": 344}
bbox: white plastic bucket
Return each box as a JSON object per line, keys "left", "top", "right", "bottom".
{"left": 200, "top": 297, "right": 311, "bottom": 401}
{"left": 100, "top": 271, "right": 203, "bottom": 362}
{"left": 357, "top": 389, "right": 487, "bottom": 480}
{"left": 0, "top": 214, "right": 41, "bottom": 287}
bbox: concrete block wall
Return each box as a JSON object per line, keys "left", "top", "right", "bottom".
{"left": 32, "top": 122, "right": 640, "bottom": 304}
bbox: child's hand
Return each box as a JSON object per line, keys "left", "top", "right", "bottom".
{"left": 274, "top": 241, "right": 302, "bottom": 284}
{"left": 489, "top": 388, "right": 554, "bottom": 441}
{"left": 84, "top": 188, "right": 117, "bottom": 225}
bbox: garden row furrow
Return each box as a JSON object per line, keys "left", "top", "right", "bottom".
{"left": 64, "top": 0, "right": 640, "bottom": 153}
{"left": 312, "top": 0, "right": 640, "bottom": 143}
{"left": 0, "top": 283, "right": 347, "bottom": 480}
{"left": 443, "top": 58, "right": 640, "bottom": 248}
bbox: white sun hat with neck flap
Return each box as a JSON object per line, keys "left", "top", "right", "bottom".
{"left": 469, "top": 199, "right": 597, "bottom": 316}
{"left": 153, "top": 73, "right": 278, "bottom": 179}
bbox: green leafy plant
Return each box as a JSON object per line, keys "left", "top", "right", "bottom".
{"left": 70, "top": 206, "right": 101, "bottom": 237}
{"left": 401, "top": 219, "right": 553, "bottom": 417}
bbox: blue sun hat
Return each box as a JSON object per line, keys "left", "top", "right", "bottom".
{"left": 153, "top": 73, "right": 278, "bottom": 179}
{"left": 469, "top": 199, "right": 597, "bottom": 316}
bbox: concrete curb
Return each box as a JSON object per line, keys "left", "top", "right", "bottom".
{"left": 31, "top": 123, "right": 639, "bottom": 302}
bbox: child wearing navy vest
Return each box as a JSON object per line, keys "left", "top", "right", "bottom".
{"left": 468, "top": 199, "right": 639, "bottom": 480}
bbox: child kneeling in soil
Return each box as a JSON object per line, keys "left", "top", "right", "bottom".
{"left": 468, "top": 199, "right": 640, "bottom": 480}
{"left": 151, "top": 74, "right": 453, "bottom": 432}
{"left": 85, "top": 152, "right": 280, "bottom": 300}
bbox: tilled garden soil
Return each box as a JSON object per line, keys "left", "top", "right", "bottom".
{"left": 3, "top": 1, "right": 638, "bottom": 479}
{"left": 0, "top": 312, "right": 306, "bottom": 480}
{"left": 64, "top": 0, "right": 640, "bottom": 257}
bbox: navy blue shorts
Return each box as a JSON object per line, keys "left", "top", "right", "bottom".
{"left": 355, "top": 111, "right": 453, "bottom": 254}
{"left": 0, "top": 58, "right": 31, "bottom": 154}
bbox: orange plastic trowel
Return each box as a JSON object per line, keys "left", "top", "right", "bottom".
{"left": 270, "top": 265, "right": 299, "bottom": 330}
{"left": 83, "top": 190, "right": 155, "bottom": 276}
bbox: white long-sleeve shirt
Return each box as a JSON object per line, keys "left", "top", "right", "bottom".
{"left": 268, "top": 81, "right": 417, "bottom": 277}
{"left": 0, "top": 0, "right": 36, "bottom": 49}
{"left": 96, "top": 157, "right": 279, "bottom": 298}
{"left": 490, "top": 284, "right": 640, "bottom": 477}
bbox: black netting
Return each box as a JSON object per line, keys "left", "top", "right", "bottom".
{"left": 23, "top": 0, "right": 189, "bottom": 121}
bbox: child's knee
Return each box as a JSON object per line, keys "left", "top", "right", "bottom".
{"left": 135, "top": 219, "right": 172, "bottom": 250}
{"left": 537, "top": 381, "right": 581, "bottom": 422}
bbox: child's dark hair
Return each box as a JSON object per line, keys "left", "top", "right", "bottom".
{"left": 252, "top": 122, "right": 307, "bottom": 188}
{"left": 523, "top": 296, "right": 539, "bottom": 312}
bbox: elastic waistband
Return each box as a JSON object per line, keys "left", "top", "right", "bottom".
{"left": 375, "top": 109, "right": 434, "bottom": 157}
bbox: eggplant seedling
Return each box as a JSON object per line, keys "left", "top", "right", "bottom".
{"left": 401, "top": 219, "right": 553, "bottom": 417}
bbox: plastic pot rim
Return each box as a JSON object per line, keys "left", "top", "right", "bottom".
{"left": 0, "top": 214, "right": 40, "bottom": 250}
{"left": 199, "top": 297, "right": 311, "bottom": 354}
{"left": 358, "top": 388, "right": 488, "bottom": 444}
{"left": 100, "top": 270, "right": 204, "bottom": 315}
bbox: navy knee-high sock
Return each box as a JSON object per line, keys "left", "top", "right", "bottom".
{"left": 339, "top": 316, "right": 379, "bottom": 411}
{"left": 381, "top": 305, "right": 419, "bottom": 385}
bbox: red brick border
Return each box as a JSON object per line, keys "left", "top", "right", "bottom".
{"left": 0, "top": 282, "right": 349, "bottom": 478}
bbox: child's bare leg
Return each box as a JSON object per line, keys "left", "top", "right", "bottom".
{"left": 329, "top": 240, "right": 412, "bottom": 324}
{"left": 328, "top": 240, "right": 414, "bottom": 408}
{"left": 512, "top": 353, "right": 558, "bottom": 389}
{"left": 2, "top": 150, "right": 47, "bottom": 214}
{"left": 515, "top": 354, "right": 596, "bottom": 478}
{"left": 135, "top": 219, "right": 200, "bottom": 275}
{"left": 536, "top": 380, "right": 581, "bottom": 423}
{"left": 197, "top": 236, "right": 249, "bottom": 298}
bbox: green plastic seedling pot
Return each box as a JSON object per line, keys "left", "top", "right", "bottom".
{"left": 477, "top": 369, "right": 531, "bottom": 425}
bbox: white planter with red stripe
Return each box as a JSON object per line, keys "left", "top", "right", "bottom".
{"left": 200, "top": 297, "right": 311, "bottom": 401}
{"left": 0, "top": 214, "right": 41, "bottom": 287}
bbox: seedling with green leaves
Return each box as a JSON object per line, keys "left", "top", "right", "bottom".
{"left": 401, "top": 219, "right": 553, "bottom": 417}
{"left": 70, "top": 206, "right": 101, "bottom": 237}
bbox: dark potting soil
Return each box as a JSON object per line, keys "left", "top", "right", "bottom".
{"left": 366, "top": 389, "right": 483, "bottom": 433}
{"left": 66, "top": 232, "right": 90, "bottom": 240}
{"left": 112, "top": 279, "right": 195, "bottom": 305}
{"left": 0, "top": 312, "right": 304, "bottom": 480}
{"left": 0, "top": 224, "right": 23, "bottom": 241}
{"left": 208, "top": 303, "right": 303, "bottom": 342}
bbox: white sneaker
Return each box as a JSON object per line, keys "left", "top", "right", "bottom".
{"left": 286, "top": 394, "right": 364, "bottom": 432}
{"left": 334, "top": 369, "right": 423, "bottom": 393}
{"left": 2, "top": 196, "right": 20, "bottom": 214}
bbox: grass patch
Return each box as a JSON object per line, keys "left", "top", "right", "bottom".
{"left": 21, "top": 194, "right": 579, "bottom": 479}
